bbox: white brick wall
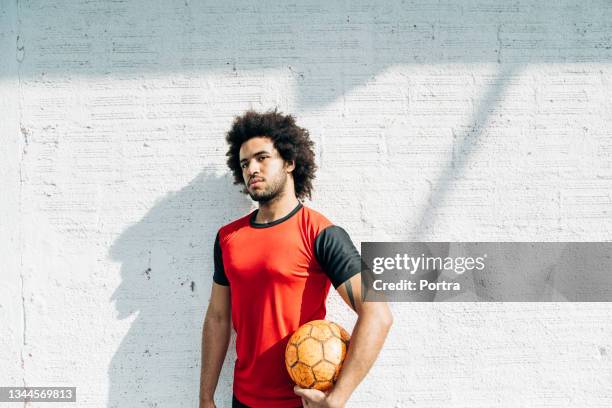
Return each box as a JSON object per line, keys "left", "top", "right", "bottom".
{"left": 1, "top": 1, "right": 611, "bottom": 407}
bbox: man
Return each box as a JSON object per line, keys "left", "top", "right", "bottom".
{"left": 199, "top": 110, "right": 392, "bottom": 408}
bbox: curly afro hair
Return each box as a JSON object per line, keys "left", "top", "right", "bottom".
{"left": 225, "top": 109, "right": 317, "bottom": 200}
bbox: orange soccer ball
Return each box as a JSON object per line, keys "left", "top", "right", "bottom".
{"left": 285, "top": 320, "right": 350, "bottom": 391}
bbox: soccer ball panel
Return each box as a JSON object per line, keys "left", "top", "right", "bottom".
{"left": 310, "top": 324, "right": 332, "bottom": 341}
{"left": 297, "top": 338, "right": 324, "bottom": 366}
{"left": 312, "top": 360, "right": 336, "bottom": 382}
{"left": 323, "top": 337, "right": 345, "bottom": 365}
{"left": 339, "top": 326, "right": 350, "bottom": 343}
{"left": 328, "top": 322, "right": 341, "bottom": 338}
{"left": 286, "top": 343, "right": 298, "bottom": 367}
{"left": 313, "top": 380, "right": 334, "bottom": 391}
{"left": 291, "top": 323, "right": 313, "bottom": 345}
{"left": 291, "top": 362, "right": 315, "bottom": 388}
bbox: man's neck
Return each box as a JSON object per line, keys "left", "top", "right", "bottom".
{"left": 255, "top": 193, "right": 300, "bottom": 224}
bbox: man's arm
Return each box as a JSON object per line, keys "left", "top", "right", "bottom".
{"left": 329, "top": 273, "right": 392, "bottom": 406}
{"left": 295, "top": 272, "right": 393, "bottom": 407}
{"left": 199, "top": 282, "right": 231, "bottom": 408}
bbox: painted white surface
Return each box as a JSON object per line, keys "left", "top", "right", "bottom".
{"left": 1, "top": 1, "right": 611, "bottom": 407}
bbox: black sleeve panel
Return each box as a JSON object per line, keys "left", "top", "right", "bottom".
{"left": 314, "top": 225, "right": 361, "bottom": 289}
{"left": 213, "top": 232, "right": 230, "bottom": 286}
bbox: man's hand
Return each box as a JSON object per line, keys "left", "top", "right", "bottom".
{"left": 294, "top": 386, "right": 345, "bottom": 408}
{"left": 199, "top": 399, "right": 217, "bottom": 408}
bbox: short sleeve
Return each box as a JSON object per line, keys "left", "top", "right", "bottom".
{"left": 313, "top": 225, "right": 361, "bottom": 288}
{"left": 213, "top": 232, "right": 229, "bottom": 286}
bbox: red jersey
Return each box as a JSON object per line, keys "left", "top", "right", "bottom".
{"left": 213, "top": 203, "right": 360, "bottom": 408}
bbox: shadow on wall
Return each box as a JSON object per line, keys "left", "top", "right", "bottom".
{"left": 108, "top": 172, "right": 251, "bottom": 408}
{"left": 14, "top": 1, "right": 612, "bottom": 110}
{"left": 12, "top": 1, "right": 611, "bottom": 236}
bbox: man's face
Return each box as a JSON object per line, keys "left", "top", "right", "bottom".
{"left": 239, "top": 136, "right": 294, "bottom": 203}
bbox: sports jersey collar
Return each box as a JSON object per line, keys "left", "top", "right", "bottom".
{"left": 249, "top": 202, "right": 303, "bottom": 228}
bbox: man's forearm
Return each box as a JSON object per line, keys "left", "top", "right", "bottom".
{"left": 199, "top": 312, "right": 231, "bottom": 406}
{"left": 328, "top": 308, "right": 392, "bottom": 406}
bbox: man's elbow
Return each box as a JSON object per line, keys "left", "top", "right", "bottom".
{"left": 204, "top": 306, "right": 231, "bottom": 326}
{"left": 360, "top": 303, "right": 393, "bottom": 331}
{"left": 380, "top": 306, "right": 393, "bottom": 330}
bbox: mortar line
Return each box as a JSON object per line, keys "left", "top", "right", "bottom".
{"left": 15, "top": 0, "right": 28, "bottom": 402}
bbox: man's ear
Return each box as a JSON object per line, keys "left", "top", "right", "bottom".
{"left": 285, "top": 160, "right": 295, "bottom": 173}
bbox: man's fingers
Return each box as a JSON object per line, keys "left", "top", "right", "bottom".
{"left": 293, "top": 386, "right": 326, "bottom": 402}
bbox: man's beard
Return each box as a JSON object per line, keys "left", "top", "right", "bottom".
{"left": 247, "top": 172, "right": 287, "bottom": 203}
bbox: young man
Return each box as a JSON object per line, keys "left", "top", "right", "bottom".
{"left": 199, "top": 110, "right": 392, "bottom": 408}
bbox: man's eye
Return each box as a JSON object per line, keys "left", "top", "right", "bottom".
{"left": 241, "top": 163, "right": 247, "bottom": 169}
{"left": 258, "top": 156, "right": 267, "bottom": 161}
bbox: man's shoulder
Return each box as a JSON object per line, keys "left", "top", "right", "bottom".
{"left": 299, "top": 205, "right": 335, "bottom": 234}
{"left": 217, "top": 210, "right": 253, "bottom": 238}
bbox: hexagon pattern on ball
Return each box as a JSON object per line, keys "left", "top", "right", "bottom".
{"left": 285, "top": 320, "right": 350, "bottom": 391}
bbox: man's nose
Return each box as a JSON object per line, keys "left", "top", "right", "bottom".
{"left": 246, "top": 160, "right": 260, "bottom": 176}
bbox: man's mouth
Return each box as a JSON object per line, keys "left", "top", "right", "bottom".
{"left": 249, "top": 178, "right": 264, "bottom": 186}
